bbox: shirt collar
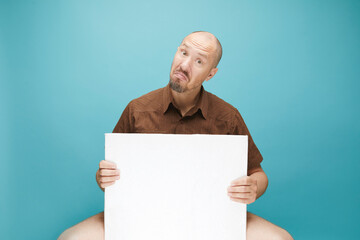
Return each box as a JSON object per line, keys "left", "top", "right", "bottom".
{"left": 162, "top": 84, "right": 208, "bottom": 119}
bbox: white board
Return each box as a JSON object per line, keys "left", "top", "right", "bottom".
{"left": 105, "top": 133, "right": 248, "bottom": 240}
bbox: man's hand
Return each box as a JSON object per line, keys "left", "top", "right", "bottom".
{"left": 227, "top": 176, "right": 258, "bottom": 204}
{"left": 96, "top": 160, "right": 120, "bottom": 191}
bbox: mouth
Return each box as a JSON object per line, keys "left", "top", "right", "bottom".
{"left": 173, "top": 71, "right": 188, "bottom": 82}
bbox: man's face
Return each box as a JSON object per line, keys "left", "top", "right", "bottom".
{"left": 169, "top": 33, "right": 218, "bottom": 93}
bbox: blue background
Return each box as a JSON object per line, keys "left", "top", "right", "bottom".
{"left": 1, "top": 0, "right": 359, "bottom": 239}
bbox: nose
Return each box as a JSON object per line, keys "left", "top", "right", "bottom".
{"left": 179, "top": 57, "right": 191, "bottom": 74}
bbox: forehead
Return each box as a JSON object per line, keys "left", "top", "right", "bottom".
{"left": 180, "top": 33, "right": 217, "bottom": 55}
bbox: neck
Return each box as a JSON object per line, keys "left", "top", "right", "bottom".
{"left": 171, "top": 86, "right": 202, "bottom": 116}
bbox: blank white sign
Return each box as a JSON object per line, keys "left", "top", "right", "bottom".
{"left": 105, "top": 133, "right": 248, "bottom": 240}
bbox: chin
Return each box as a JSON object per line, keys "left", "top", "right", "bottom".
{"left": 169, "top": 79, "right": 186, "bottom": 93}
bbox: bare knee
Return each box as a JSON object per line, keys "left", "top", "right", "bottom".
{"left": 272, "top": 229, "right": 294, "bottom": 240}
{"left": 58, "top": 212, "right": 104, "bottom": 240}
{"left": 247, "top": 212, "right": 293, "bottom": 240}
{"left": 58, "top": 227, "right": 80, "bottom": 240}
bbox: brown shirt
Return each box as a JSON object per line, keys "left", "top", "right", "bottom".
{"left": 113, "top": 84, "right": 263, "bottom": 171}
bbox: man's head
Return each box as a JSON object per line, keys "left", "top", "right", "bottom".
{"left": 169, "top": 31, "right": 222, "bottom": 93}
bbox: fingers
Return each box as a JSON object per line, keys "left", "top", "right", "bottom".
{"left": 227, "top": 186, "right": 251, "bottom": 193}
{"left": 99, "top": 169, "right": 120, "bottom": 177}
{"left": 229, "top": 197, "right": 251, "bottom": 204}
{"left": 100, "top": 176, "right": 120, "bottom": 183}
{"left": 99, "top": 160, "right": 117, "bottom": 169}
{"left": 228, "top": 177, "right": 257, "bottom": 204}
{"left": 227, "top": 192, "right": 252, "bottom": 199}
{"left": 97, "top": 160, "right": 120, "bottom": 190}
{"left": 228, "top": 190, "right": 256, "bottom": 204}
{"left": 100, "top": 181, "right": 116, "bottom": 189}
{"left": 230, "top": 176, "right": 256, "bottom": 186}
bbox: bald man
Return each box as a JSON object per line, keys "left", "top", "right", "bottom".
{"left": 58, "top": 31, "right": 293, "bottom": 240}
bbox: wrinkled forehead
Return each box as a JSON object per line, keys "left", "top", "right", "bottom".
{"left": 181, "top": 33, "right": 217, "bottom": 54}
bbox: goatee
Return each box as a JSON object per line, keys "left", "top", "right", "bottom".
{"left": 169, "top": 78, "right": 185, "bottom": 93}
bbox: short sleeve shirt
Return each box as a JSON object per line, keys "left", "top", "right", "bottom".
{"left": 113, "top": 84, "right": 263, "bottom": 171}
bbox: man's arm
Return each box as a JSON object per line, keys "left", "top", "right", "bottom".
{"left": 227, "top": 166, "right": 268, "bottom": 204}
{"left": 248, "top": 166, "right": 268, "bottom": 199}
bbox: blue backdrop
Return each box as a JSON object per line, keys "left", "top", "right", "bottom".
{"left": 1, "top": 0, "right": 359, "bottom": 239}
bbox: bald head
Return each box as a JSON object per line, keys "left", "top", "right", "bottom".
{"left": 181, "top": 31, "right": 222, "bottom": 68}
{"left": 169, "top": 31, "right": 221, "bottom": 93}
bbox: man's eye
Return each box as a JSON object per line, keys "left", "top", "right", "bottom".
{"left": 181, "top": 51, "right": 186, "bottom": 55}
{"left": 197, "top": 60, "right": 202, "bottom": 64}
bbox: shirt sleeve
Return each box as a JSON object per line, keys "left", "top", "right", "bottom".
{"left": 112, "top": 102, "right": 133, "bottom": 133}
{"left": 231, "top": 109, "right": 263, "bottom": 172}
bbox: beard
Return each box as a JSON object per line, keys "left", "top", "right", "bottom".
{"left": 169, "top": 78, "right": 186, "bottom": 93}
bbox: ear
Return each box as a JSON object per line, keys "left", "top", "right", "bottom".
{"left": 205, "top": 67, "right": 218, "bottom": 81}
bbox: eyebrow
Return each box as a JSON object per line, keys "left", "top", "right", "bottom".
{"left": 181, "top": 43, "right": 208, "bottom": 59}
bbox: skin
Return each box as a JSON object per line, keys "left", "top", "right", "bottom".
{"left": 168, "top": 32, "right": 219, "bottom": 115}
{"left": 59, "top": 32, "right": 293, "bottom": 240}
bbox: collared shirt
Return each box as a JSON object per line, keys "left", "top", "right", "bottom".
{"left": 113, "top": 84, "right": 263, "bottom": 171}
